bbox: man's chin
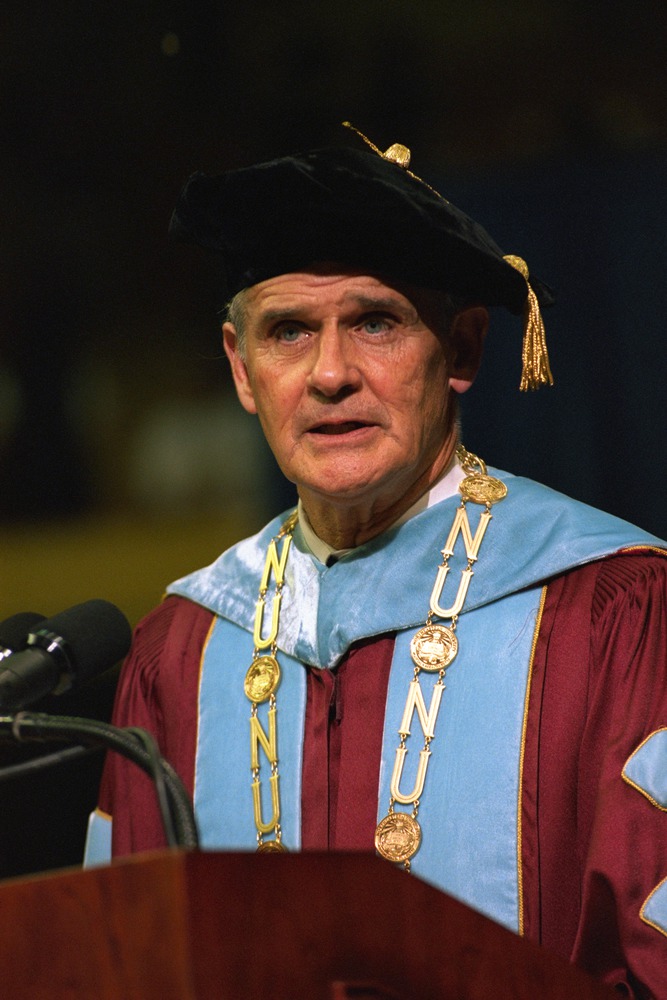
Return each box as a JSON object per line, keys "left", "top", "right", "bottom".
{"left": 296, "top": 467, "right": 398, "bottom": 509}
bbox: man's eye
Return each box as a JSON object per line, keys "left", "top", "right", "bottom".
{"left": 275, "top": 324, "right": 305, "bottom": 342}
{"left": 362, "top": 317, "right": 391, "bottom": 335}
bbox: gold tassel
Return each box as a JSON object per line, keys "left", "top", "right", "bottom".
{"left": 503, "top": 254, "right": 554, "bottom": 391}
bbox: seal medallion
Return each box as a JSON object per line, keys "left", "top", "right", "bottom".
{"left": 375, "top": 812, "right": 422, "bottom": 863}
{"left": 257, "top": 839, "right": 288, "bottom": 853}
{"left": 410, "top": 623, "right": 458, "bottom": 671}
{"left": 459, "top": 474, "right": 508, "bottom": 506}
{"left": 244, "top": 655, "right": 281, "bottom": 703}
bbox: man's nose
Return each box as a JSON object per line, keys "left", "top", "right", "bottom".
{"left": 306, "top": 328, "right": 361, "bottom": 398}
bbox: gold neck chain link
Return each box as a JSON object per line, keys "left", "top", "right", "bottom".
{"left": 244, "top": 510, "right": 297, "bottom": 852}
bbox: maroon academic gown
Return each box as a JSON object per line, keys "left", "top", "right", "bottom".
{"left": 98, "top": 551, "right": 667, "bottom": 997}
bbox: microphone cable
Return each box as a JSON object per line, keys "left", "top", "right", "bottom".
{"left": 0, "top": 713, "right": 199, "bottom": 850}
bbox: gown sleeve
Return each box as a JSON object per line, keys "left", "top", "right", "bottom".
{"left": 524, "top": 550, "right": 667, "bottom": 998}
{"left": 95, "top": 595, "right": 214, "bottom": 858}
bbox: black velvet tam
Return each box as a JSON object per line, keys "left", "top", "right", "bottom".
{"left": 169, "top": 146, "right": 552, "bottom": 312}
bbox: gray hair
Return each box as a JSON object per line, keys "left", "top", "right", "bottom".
{"left": 224, "top": 288, "right": 250, "bottom": 359}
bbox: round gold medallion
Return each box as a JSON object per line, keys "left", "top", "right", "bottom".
{"left": 459, "top": 474, "right": 508, "bottom": 506}
{"left": 375, "top": 812, "right": 422, "bottom": 863}
{"left": 257, "top": 839, "right": 288, "bottom": 853}
{"left": 244, "top": 655, "right": 281, "bottom": 703}
{"left": 410, "top": 623, "right": 458, "bottom": 671}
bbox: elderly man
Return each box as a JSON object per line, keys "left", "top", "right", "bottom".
{"left": 86, "top": 130, "right": 666, "bottom": 996}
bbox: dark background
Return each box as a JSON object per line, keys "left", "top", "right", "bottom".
{"left": 1, "top": 0, "right": 666, "bottom": 877}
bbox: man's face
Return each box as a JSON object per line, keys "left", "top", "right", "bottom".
{"left": 223, "top": 270, "right": 485, "bottom": 515}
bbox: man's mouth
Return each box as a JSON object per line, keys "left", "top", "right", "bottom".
{"left": 309, "top": 421, "right": 372, "bottom": 435}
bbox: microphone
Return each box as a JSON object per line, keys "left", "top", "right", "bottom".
{"left": 0, "top": 613, "right": 46, "bottom": 660}
{"left": 0, "top": 604, "right": 198, "bottom": 849}
{"left": 0, "top": 600, "right": 132, "bottom": 713}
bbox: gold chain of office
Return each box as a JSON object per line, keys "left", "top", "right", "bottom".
{"left": 243, "top": 445, "right": 508, "bottom": 861}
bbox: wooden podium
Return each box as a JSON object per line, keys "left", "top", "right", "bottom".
{"left": 0, "top": 850, "right": 615, "bottom": 999}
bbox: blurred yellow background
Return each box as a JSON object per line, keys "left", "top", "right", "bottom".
{"left": 2, "top": 513, "right": 251, "bottom": 627}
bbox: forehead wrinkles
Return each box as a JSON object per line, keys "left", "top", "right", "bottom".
{"left": 259, "top": 296, "right": 417, "bottom": 323}
{"left": 246, "top": 282, "right": 423, "bottom": 328}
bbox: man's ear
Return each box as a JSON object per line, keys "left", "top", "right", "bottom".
{"left": 447, "top": 306, "right": 488, "bottom": 395}
{"left": 222, "top": 322, "right": 258, "bottom": 415}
